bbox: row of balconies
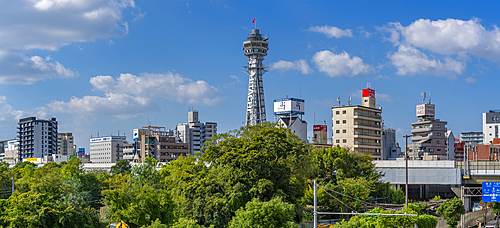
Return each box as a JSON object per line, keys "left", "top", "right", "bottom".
{"left": 354, "top": 131, "right": 381, "bottom": 137}
{"left": 354, "top": 121, "right": 381, "bottom": 128}
{"left": 354, "top": 112, "right": 381, "bottom": 119}
{"left": 354, "top": 140, "right": 381, "bottom": 146}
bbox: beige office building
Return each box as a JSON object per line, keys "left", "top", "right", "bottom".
{"left": 57, "top": 133, "right": 74, "bottom": 156}
{"left": 332, "top": 88, "right": 383, "bottom": 159}
{"left": 138, "top": 126, "right": 189, "bottom": 162}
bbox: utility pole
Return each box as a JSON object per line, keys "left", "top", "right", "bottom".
{"left": 11, "top": 176, "right": 14, "bottom": 194}
{"left": 314, "top": 180, "right": 317, "bottom": 228}
{"left": 404, "top": 135, "right": 411, "bottom": 208}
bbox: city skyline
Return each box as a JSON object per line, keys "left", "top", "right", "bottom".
{"left": 0, "top": 0, "right": 498, "bottom": 151}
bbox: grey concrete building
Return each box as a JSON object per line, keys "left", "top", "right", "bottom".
{"left": 407, "top": 94, "right": 448, "bottom": 160}
{"left": 382, "top": 127, "right": 401, "bottom": 160}
{"left": 57, "top": 133, "right": 74, "bottom": 156}
{"left": 18, "top": 117, "right": 58, "bottom": 161}
{"left": 176, "top": 110, "right": 217, "bottom": 155}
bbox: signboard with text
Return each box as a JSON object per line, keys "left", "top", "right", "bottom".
{"left": 416, "top": 104, "right": 435, "bottom": 117}
{"left": 482, "top": 182, "right": 500, "bottom": 202}
{"left": 274, "top": 98, "right": 305, "bottom": 115}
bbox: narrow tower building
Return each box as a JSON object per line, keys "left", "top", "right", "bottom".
{"left": 243, "top": 29, "right": 268, "bottom": 126}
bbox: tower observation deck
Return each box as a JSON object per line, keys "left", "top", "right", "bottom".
{"left": 243, "top": 29, "right": 268, "bottom": 126}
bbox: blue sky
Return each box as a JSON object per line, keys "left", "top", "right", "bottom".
{"left": 0, "top": 0, "right": 499, "bottom": 151}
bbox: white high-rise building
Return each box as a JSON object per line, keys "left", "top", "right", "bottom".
{"left": 176, "top": 110, "right": 217, "bottom": 155}
{"left": 483, "top": 110, "right": 500, "bottom": 144}
{"left": 89, "top": 136, "right": 126, "bottom": 163}
{"left": 18, "top": 117, "right": 58, "bottom": 161}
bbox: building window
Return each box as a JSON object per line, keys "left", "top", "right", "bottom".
{"left": 336, "top": 111, "right": 340, "bottom": 115}
{"left": 342, "top": 110, "right": 346, "bottom": 114}
{"left": 342, "top": 129, "right": 346, "bottom": 133}
{"left": 336, "top": 120, "right": 340, "bottom": 124}
{"left": 342, "top": 120, "right": 346, "bottom": 124}
{"left": 342, "top": 139, "right": 347, "bottom": 143}
{"left": 336, "top": 130, "right": 340, "bottom": 133}
{"left": 429, "top": 148, "right": 434, "bottom": 152}
{"left": 437, "top": 133, "right": 441, "bottom": 136}
{"left": 436, "top": 125, "right": 441, "bottom": 128}
{"left": 336, "top": 139, "right": 340, "bottom": 143}
{"left": 437, "top": 149, "right": 441, "bottom": 151}
{"left": 437, "top": 141, "right": 440, "bottom": 144}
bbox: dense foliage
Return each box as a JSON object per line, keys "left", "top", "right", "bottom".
{"left": 436, "top": 197, "right": 465, "bottom": 228}
{"left": 0, "top": 123, "right": 438, "bottom": 227}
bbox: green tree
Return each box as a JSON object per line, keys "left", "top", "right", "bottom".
{"left": 436, "top": 197, "right": 465, "bottom": 228}
{"left": 140, "top": 218, "right": 169, "bottom": 228}
{"left": 171, "top": 218, "right": 211, "bottom": 228}
{"left": 111, "top": 160, "right": 132, "bottom": 176}
{"left": 103, "top": 175, "right": 174, "bottom": 227}
{"left": 390, "top": 186, "right": 405, "bottom": 204}
{"left": 2, "top": 191, "right": 101, "bottom": 227}
{"left": 163, "top": 123, "right": 312, "bottom": 227}
{"left": 228, "top": 197, "right": 299, "bottom": 228}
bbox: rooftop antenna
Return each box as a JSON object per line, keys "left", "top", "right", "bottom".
{"left": 367, "top": 82, "right": 371, "bottom": 89}
{"left": 421, "top": 91, "right": 426, "bottom": 104}
{"left": 337, "top": 97, "right": 341, "bottom": 107}
{"left": 348, "top": 96, "right": 352, "bottom": 106}
{"left": 428, "top": 91, "right": 431, "bottom": 104}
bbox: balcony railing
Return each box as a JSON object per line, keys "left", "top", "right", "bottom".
{"left": 354, "top": 122, "right": 381, "bottom": 128}
{"left": 354, "top": 141, "right": 381, "bottom": 146}
{"left": 354, "top": 131, "right": 381, "bottom": 137}
{"left": 354, "top": 112, "right": 381, "bottom": 119}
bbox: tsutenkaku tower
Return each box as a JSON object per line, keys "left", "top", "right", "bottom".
{"left": 243, "top": 28, "right": 269, "bottom": 126}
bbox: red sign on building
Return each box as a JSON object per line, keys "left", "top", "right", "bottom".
{"left": 362, "top": 89, "right": 375, "bottom": 98}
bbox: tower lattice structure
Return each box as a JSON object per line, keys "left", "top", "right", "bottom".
{"left": 243, "top": 29, "right": 268, "bottom": 126}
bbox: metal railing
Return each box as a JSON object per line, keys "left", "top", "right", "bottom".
{"left": 354, "top": 141, "right": 381, "bottom": 146}
{"left": 354, "top": 122, "right": 381, "bottom": 128}
{"left": 354, "top": 131, "right": 381, "bottom": 137}
{"left": 354, "top": 112, "right": 381, "bottom": 119}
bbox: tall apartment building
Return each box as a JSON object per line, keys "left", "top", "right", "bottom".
{"left": 57, "top": 133, "right": 74, "bottom": 156}
{"left": 407, "top": 93, "right": 448, "bottom": 160}
{"left": 332, "top": 88, "right": 383, "bottom": 159}
{"left": 89, "top": 136, "right": 126, "bottom": 163}
{"left": 18, "top": 117, "right": 58, "bottom": 161}
{"left": 483, "top": 110, "right": 500, "bottom": 144}
{"left": 382, "top": 128, "right": 401, "bottom": 160}
{"left": 138, "top": 126, "right": 188, "bottom": 162}
{"left": 460, "top": 132, "right": 484, "bottom": 145}
{"left": 176, "top": 110, "right": 217, "bottom": 155}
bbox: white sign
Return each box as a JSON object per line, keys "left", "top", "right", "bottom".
{"left": 90, "top": 136, "right": 126, "bottom": 143}
{"left": 416, "top": 104, "right": 435, "bottom": 117}
{"left": 274, "top": 98, "right": 305, "bottom": 115}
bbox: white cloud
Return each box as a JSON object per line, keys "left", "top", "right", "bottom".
{"left": 0, "top": 54, "right": 78, "bottom": 84}
{"left": 89, "top": 72, "right": 224, "bottom": 106}
{"left": 0, "top": 0, "right": 139, "bottom": 84}
{"left": 308, "top": 25, "right": 353, "bottom": 38}
{"left": 465, "top": 77, "right": 477, "bottom": 83}
{"left": 270, "top": 59, "right": 313, "bottom": 74}
{"left": 382, "top": 18, "right": 500, "bottom": 61}
{"left": 0, "top": 96, "right": 33, "bottom": 121}
{"left": 312, "top": 50, "right": 372, "bottom": 77}
{"left": 47, "top": 93, "right": 159, "bottom": 118}
{"left": 388, "top": 45, "right": 464, "bottom": 79}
